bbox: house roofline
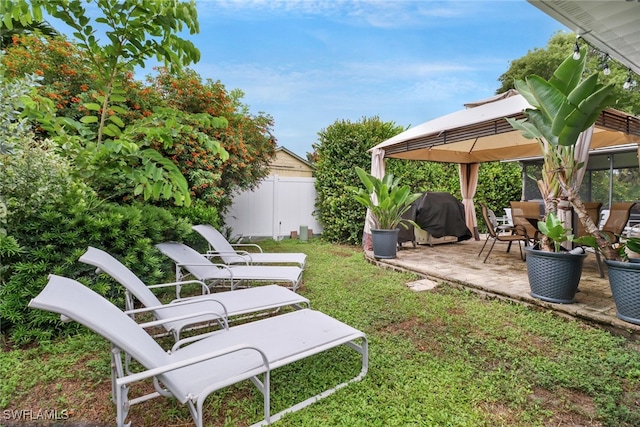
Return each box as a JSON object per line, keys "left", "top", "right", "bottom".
{"left": 275, "top": 146, "right": 315, "bottom": 169}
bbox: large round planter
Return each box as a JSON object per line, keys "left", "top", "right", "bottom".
{"left": 605, "top": 260, "right": 640, "bottom": 325}
{"left": 524, "top": 247, "right": 586, "bottom": 304}
{"left": 371, "top": 229, "right": 400, "bottom": 259}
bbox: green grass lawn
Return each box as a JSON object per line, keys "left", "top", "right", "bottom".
{"left": 2, "top": 239, "right": 640, "bottom": 426}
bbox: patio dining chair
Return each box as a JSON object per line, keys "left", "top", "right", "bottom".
{"left": 192, "top": 224, "right": 307, "bottom": 268}
{"left": 600, "top": 202, "right": 637, "bottom": 244}
{"left": 79, "top": 246, "right": 310, "bottom": 341}
{"left": 478, "top": 203, "right": 528, "bottom": 263}
{"left": 156, "top": 242, "right": 304, "bottom": 291}
{"left": 29, "top": 275, "right": 368, "bottom": 427}
{"left": 510, "top": 201, "right": 543, "bottom": 245}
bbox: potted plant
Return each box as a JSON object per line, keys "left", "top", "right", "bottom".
{"left": 350, "top": 166, "right": 422, "bottom": 259}
{"left": 507, "top": 47, "right": 618, "bottom": 258}
{"left": 525, "top": 212, "right": 587, "bottom": 303}
{"left": 624, "top": 235, "right": 640, "bottom": 262}
{"left": 578, "top": 233, "right": 640, "bottom": 324}
{"left": 506, "top": 47, "right": 621, "bottom": 303}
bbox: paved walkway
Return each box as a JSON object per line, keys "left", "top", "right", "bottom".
{"left": 366, "top": 236, "right": 640, "bottom": 340}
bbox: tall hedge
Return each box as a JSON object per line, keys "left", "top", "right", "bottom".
{"left": 313, "top": 117, "right": 405, "bottom": 244}
{"left": 312, "top": 116, "right": 524, "bottom": 243}
{"left": 475, "top": 162, "right": 523, "bottom": 224}
{"left": 386, "top": 159, "right": 461, "bottom": 195}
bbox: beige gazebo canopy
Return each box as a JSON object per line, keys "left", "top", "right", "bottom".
{"left": 372, "top": 90, "right": 640, "bottom": 164}
{"left": 366, "top": 90, "right": 640, "bottom": 242}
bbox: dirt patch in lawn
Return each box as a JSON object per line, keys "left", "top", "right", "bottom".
{"left": 379, "top": 315, "right": 608, "bottom": 427}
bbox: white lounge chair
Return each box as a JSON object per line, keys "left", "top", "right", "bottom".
{"left": 30, "top": 275, "right": 368, "bottom": 427}
{"left": 79, "top": 247, "right": 310, "bottom": 340}
{"left": 192, "top": 224, "right": 307, "bottom": 268}
{"left": 156, "top": 242, "right": 304, "bottom": 291}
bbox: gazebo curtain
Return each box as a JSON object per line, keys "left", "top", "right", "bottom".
{"left": 459, "top": 163, "right": 480, "bottom": 240}
{"left": 363, "top": 148, "right": 386, "bottom": 250}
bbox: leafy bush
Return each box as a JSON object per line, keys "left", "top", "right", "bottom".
{"left": 475, "top": 161, "right": 523, "bottom": 232}
{"left": 0, "top": 142, "right": 203, "bottom": 343}
{"left": 387, "top": 158, "right": 461, "bottom": 194}
{"left": 2, "top": 36, "right": 274, "bottom": 214}
{"left": 0, "top": 138, "right": 80, "bottom": 224}
{"left": 1, "top": 133, "right": 195, "bottom": 342}
{"left": 313, "top": 116, "right": 405, "bottom": 244}
{"left": 167, "top": 199, "right": 222, "bottom": 252}
{"left": 0, "top": 199, "right": 193, "bottom": 344}
{"left": 312, "top": 114, "right": 523, "bottom": 243}
{"left": 388, "top": 159, "right": 522, "bottom": 230}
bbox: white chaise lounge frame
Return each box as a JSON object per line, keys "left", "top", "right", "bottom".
{"left": 192, "top": 224, "right": 307, "bottom": 268}
{"left": 79, "top": 247, "right": 310, "bottom": 340}
{"left": 156, "top": 242, "right": 304, "bottom": 291}
{"left": 30, "top": 275, "right": 368, "bottom": 427}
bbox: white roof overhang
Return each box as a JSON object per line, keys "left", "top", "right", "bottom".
{"left": 527, "top": 0, "right": 640, "bottom": 75}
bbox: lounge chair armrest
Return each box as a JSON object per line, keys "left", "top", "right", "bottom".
{"left": 176, "top": 262, "right": 230, "bottom": 269}
{"left": 205, "top": 250, "right": 251, "bottom": 257}
{"left": 125, "top": 298, "right": 229, "bottom": 320}
{"left": 176, "top": 262, "right": 235, "bottom": 282}
{"left": 147, "top": 280, "right": 209, "bottom": 296}
{"left": 115, "top": 344, "right": 270, "bottom": 387}
{"left": 136, "top": 310, "right": 228, "bottom": 330}
{"left": 169, "top": 295, "right": 228, "bottom": 310}
{"left": 205, "top": 250, "right": 251, "bottom": 265}
{"left": 512, "top": 224, "right": 528, "bottom": 237}
{"left": 172, "top": 329, "right": 226, "bottom": 349}
{"left": 231, "top": 243, "right": 264, "bottom": 253}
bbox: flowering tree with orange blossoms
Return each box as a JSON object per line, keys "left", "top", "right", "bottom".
{"left": 1, "top": 35, "right": 94, "bottom": 124}
{"left": 148, "top": 68, "right": 276, "bottom": 211}
{"left": 2, "top": 0, "right": 229, "bottom": 206}
{"left": 2, "top": 35, "right": 273, "bottom": 212}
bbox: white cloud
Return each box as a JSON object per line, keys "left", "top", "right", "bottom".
{"left": 197, "top": 0, "right": 479, "bottom": 28}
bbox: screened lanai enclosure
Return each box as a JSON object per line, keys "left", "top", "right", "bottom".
{"left": 521, "top": 146, "right": 640, "bottom": 205}
{"left": 520, "top": 145, "right": 640, "bottom": 228}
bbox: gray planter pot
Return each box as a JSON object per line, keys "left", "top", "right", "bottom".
{"left": 525, "top": 247, "right": 586, "bottom": 304}
{"left": 371, "top": 229, "right": 400, "bottom": 259}
{"left": 605, "top": 260, "right": 640, "bottom": 325}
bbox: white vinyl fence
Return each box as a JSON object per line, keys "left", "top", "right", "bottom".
{"left": 223, "top": 175, "right": 323, "bottom": 240}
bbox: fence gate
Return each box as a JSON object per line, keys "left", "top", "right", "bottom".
{"left": 223, "top": 175, "right": 323, "bottom": 240}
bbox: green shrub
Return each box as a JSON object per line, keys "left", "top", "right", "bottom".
{"left": 387, "top": 159, "right": 461, "bottom": 195}
{"left": 475, "top": 162, "right": 523, "bottom": 232}
{"left": 313, "top": 117, "right": 405, "bottom": 244}
{"left": 312, "top": 115, "right": 523, "bottom": 243}
{"left": 0, "top": 197, "right": 193, "bottom": 343}
{"left": 167, "top": 199, "right": 221, "bottom": 252}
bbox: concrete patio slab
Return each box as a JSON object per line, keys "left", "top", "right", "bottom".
{"left": 366, "top": 236, "right": 640, "bottom": 340}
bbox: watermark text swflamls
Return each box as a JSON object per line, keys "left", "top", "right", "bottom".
{"left": 2, "top": 408, "right": 73, "bottom": 422}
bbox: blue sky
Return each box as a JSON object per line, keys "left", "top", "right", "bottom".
{"left": 56, "top": 0, "right": 567, "bottom": 159}
{"left": 184, "top": 1, "right": 568, "bottom": 158}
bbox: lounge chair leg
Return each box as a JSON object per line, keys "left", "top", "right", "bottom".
{"left": 115, "top": 383, "right": 131, "bottom": 427}
{"left": 249, "top": 372, "right": 271, "bottom": 425}
{"left": 190, "top": 400, "right": 203, "bottom": 427}
{"left": 518, "top": 241, "right": 523, "bottom": 260}
{"left": 264, "top": 372, "right": 271, "bottom": 424}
